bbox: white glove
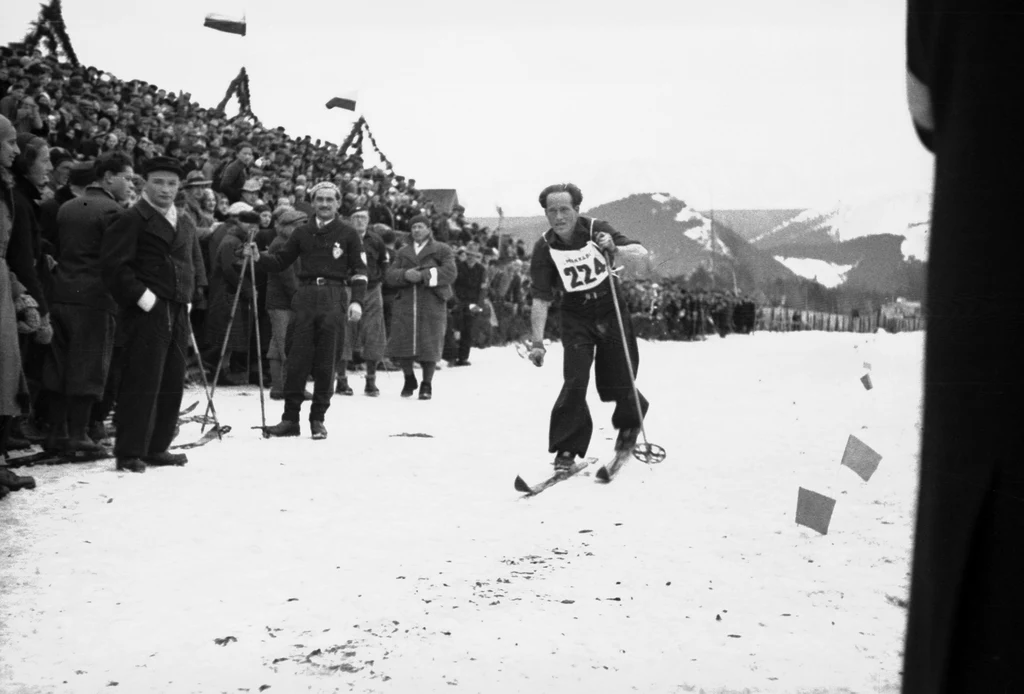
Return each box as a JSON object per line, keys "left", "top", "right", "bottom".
{"left": 137, "top": 288, "right": 157, "bottom": 312}
{"left": 348, "top": 303, "right": 363, "bottom": 322}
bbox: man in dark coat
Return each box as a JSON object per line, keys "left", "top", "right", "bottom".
{"left": 246, "top": 181, "right": 367, "bottom": 440}
{"left": 901, "top": 3, "right": 1024, "bottom": 692}
{"left": 217, "top": 142, "right": 253, "bottom": 204}
{"left": 204, "top": 210, "right": 257, "bottom": 385}
{"left": 451, "top": 244, "right": 487, "bottom": 366}
{"left": 42, "top": 151, "right": 132, "bottom": 454}
{"left": 99, "top": 156, "right": 195, "bottom": 473}
{"left": 527, "top": 183, "right": 650, "bottom": 470}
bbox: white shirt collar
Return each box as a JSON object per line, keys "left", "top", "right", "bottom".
{"left": 413, "top": 240, "right": 428, "bottom": 255}
{"left": 143, "top": 191, "right": 177, "bottom": 228}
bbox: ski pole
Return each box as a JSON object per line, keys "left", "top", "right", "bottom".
{"left": 603, "top": 251, "right": 666, "bottom": 464}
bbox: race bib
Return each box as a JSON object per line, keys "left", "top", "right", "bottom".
{"left": 549, "top": 241, "right": 610, "bottom": 293}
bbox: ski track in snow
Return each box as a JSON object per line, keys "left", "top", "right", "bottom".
{"left": 0, "top": 333, "right": 922, "bottom": 694}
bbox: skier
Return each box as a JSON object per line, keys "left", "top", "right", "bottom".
{"left": 526, "top": 182, "right": 650, "bottom": 471}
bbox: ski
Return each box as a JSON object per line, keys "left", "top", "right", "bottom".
{"left": 515, "top": 457, "right": 596, "bottom": 496}
{"left": 595, "top": 448, "right": 634, "bottom": 483}
{"left": 179, "top": 400, "right": 200, "bottom": 416}
{"left": 170, "top": 424, "right": 231, "bottom": 450}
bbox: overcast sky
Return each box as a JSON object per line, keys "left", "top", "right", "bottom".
{"left": 3, "top": 0, "right": 933, "bottom": 216}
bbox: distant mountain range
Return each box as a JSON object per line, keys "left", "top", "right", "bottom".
{"left": 468, "top": 191, "right": 931, "bottom": 298}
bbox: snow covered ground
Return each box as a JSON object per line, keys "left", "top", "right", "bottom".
{"left": 0, "top": 330, "right": 924, "bottom": 694}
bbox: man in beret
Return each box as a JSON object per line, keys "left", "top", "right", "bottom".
{"left": 99, "top": 156, "right": 196, "bottom": 472}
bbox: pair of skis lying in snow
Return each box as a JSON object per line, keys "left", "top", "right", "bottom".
{"left": 514, "top": 447, "right": 634, "bottom": 496}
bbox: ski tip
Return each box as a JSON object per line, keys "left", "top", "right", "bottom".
{"left": 514, "top": 475, "right": 531, "bottom": 493}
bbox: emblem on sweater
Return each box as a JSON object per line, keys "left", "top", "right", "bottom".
{"left": 333, "top": 241, "right": 343, "bottom": 259}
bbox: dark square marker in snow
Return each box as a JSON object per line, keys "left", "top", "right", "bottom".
{"left": 796, "top": 487, "right": 836, "bottom": 535}
{"left": 841, "top": 434, "right": 882, "bottom": 482}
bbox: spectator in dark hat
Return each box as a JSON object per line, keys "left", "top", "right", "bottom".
{"left": 265, "top": 208, "right": 309, "bottom": 400}
{"left": 98, "top": 153, "right": 194, "bottom": 472}
{"left": 41, "top": 150, "right": 134, "bottom": 455}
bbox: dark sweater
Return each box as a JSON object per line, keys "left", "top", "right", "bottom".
{"left": 256, "top": 216, "right": 368, "bottom": 305}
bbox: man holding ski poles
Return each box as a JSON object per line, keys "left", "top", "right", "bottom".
{"left": 527, "top": 182, "right": 651, "bottom": 472}
{"left": 243, "top": 181, "right": 367, "bottom": 440}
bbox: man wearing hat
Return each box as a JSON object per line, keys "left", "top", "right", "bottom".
{"left": 384, "top": 214, "right": 457, "bottom": 400}
{"left": 180, "top": 170, "right": 214, "bottom": 238}
{"left": 203, "top": 202, "right": 259, "bottom": 384}
{"left": 240, "top": 178, "right": 262, "bottom": 207}
{"left": 335, "top": 207, "right": 389, "bottom": 397}
{"left": 244, "top": 181, "right": 367, "bottom": 440}
{"left": 42, "top": 151, "right": 134, "bottom": 455}
{"left": 451, "top": 243, "right": 487, "bottom": 367}
{"left": 99, "top": 156, "right": 196, "bottom": 473}
{"left": 266, "top": 208, "right": 309, "bottom": 400}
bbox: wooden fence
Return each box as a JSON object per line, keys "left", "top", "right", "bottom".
{"left": 756, "top": 307, "right": 925, "bottom": 334}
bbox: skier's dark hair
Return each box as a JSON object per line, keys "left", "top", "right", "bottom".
{"left": 538, "top": 182, "right": 583, "bottom": 210}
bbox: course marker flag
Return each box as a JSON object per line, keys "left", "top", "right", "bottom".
{"left": 840, "top": 434, "right": 882, "bottom": 482}
{"left": 796, "top": 487, "right": 836, "bottom": 535}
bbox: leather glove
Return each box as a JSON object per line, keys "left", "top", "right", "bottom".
{"left": 404, "top": 269, "right": 422, "bottom": 284}
{"left": 14, "top": 294, "right": 41, "bottom": 333}
{"left": 34, "top": 313, "right": 53, "bottom": 345}
{"left": 527, "top": 340, "right": 545, "bottom": 368}
{"left": 348, "top": 303, "right": 363, "bottom": 322}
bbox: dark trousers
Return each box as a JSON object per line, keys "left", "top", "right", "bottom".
{"left": 455, "top": 304, "right": 476, "bottom": 361}
{"left": 113, "top": 300, "right": 188, "bottom": 459}
{"left": 283, "top": 284, "right": 346, "bottom": 423}
{"left": 549, "top": 295, "right": 648, "bottom": 457}
{"left": 43, "top": 303, "right": 116, "bottom": 398}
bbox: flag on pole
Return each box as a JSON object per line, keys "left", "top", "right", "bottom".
{"left": 204, "top": 13, "right": 247, "bottom": 36}
{"left": 326, "top": 91, "right": 358, "bottom": 111}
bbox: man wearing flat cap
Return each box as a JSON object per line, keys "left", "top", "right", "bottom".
{"left": 244, "top": 180, "right": 367, "bottom": 440}
{"left": 335, "top": 207, "right": 389, "bottom": 397}
{"left": 99, "top": 156, "right": 196, "bottom": 473}
{"left": 204, "top": 205, "right": 260, "bottom": 386}
{"left": 42, "top": 151, "right": 133, "bottom": 455}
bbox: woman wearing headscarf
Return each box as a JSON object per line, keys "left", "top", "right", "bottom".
{"left": 384, "top": 214, "right": 457, "bottom": 400}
